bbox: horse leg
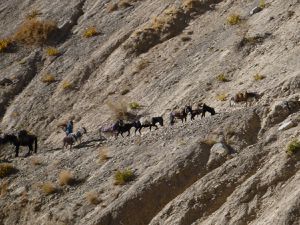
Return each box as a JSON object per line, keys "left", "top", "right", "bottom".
{"left": 154, "top": 124, "right": 158, "bottom": 130}
{"left": 138, "top": 127, "right": 142, "bottom": 135}
{"left": 26, "top": 145, "right": 33, "bottom": 157}
{"left": 15, "top": 145, "right": 20, "bottom": 157}
{"left": 127, "top": 130, "right": 130, "bottom": 137}
{"left": 149, "top": 126, "right": 152, "bottom": 131}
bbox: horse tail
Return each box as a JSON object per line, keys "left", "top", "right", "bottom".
{"left": 169, "top": 113, "right": 175, "bottom": 126}
{"left": 34, "top": 136, "right": 38, "bottom": 153}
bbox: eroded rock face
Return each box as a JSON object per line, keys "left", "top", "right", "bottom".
{"left": 0, "top": 0, "right": 300, "bottom": 224}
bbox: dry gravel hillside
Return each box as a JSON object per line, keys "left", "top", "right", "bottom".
{"left": 0, "top": 0, "right": 300, "bottom": 224}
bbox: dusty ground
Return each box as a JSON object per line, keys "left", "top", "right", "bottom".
{"left": 0, "top": 0, "right": 300, "bottom": 224}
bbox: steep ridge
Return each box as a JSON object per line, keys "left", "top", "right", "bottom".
{"left": 0, "top": 0, "right": 300, "bottom": 224}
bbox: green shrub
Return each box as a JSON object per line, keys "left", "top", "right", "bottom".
{"left": 227, "top": 14, "right": 241, "bottom": 25}
{"left": 286, "top": 139, "right": 300, "bottom": 156}
{"left": 217, "top": 73, "right": 229, "bottom": 82}
{"left": 114, "top": 169, "right": 134, "bottom": 185}
{"left": 62, "top": 81, "right": 73, "bottom": 90}
{"left": 46, "top": 47, "right": 59, "bottom": 56}
{"left": 83, "top": 27, "right": 97, "bottom": 38}
{"left": 253, "top": 73, "right": 265, "bottom": 81}
{"left": 259, "top": 0, "right": 266, "bottom": 9}
{"left": 129, "top": 102, "right": 141, "bottom": 110}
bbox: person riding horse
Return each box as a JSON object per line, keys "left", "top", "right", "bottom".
{"left": 65, "top": 120, "right": 74, "bottom": 136}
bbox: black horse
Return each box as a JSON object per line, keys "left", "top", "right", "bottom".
{"left": 114, "top": 120, "right": 134, "bottom": 138}
{"left": 133, "top": 117, "right": 164, "bottom": 134}
{"left": 186, "top": 103, "right": 216, "bottom": 120}
{"left": 0, "top": 130, "right": 38, "bottom": 157}
{"left": 202, "top": 103, "right": 216, "bottom": 117}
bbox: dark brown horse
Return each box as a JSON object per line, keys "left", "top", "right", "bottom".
{"left": 230, "top": 91, "right": 260, "bottom": 106}
{"left": 169, "top": 106, "right": 189, "bottom": 125}
{"left": 0, "top": 130, "right": 37, "bottom": 157}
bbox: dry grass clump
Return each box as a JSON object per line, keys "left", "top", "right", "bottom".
{"left": 259, "top": 0, "right": 266, "bottom": 9}
{"left": 62, "top": 81, "right": 73, "bottom": 90}
{"left": 31, "top": 157, "right": 43, "bottom": 166}
{"left": 83, "top": 27, "right": 97, "bottom": 38}
{"left": 99, "top": 148, "right": 110, "bottom": 162}
{"left": 253, "top": 73, "right": 265, "bottom": 81}
{"left": 14, "top": 19, "right": 58, "bottom": 45}
{"left": 107, "top": 99, "right": 130, "bottom": 120}
{"left": 119, "top": 0, "right": 132, "bottom": 8}
{"left": 26, "top": 10, "right": 42, "bottom": 20}
{"left": 201, "top": 138, "right": 217, "bottom": 146}
{"left": 107, "top": 3, "right": 118, "bottom": 12}
{"left": 129, "top": 102, "right": 141, "bottom": 110}
{"left": 114, "top": 169, "right": 134, "bottom": 185}
{"left": 41, "top": 74, "right": 56, "bottom": 84}
{"left": 286, "top": 139, "right": 300, "bottom": 156}
{"left": 0, "top": 39, "right": 12, "bottom": 53}
{"left": 136, "top": 59, "right": 150, "bottom": 71}
{"left": 0, "top": 180, "right": 9, "bottom": 197}
{"left": 181, "top": 0, "right": 201, "bottom": 12}
{"left": 0, "top": 163, "right": 17, "bottom": 178}
{"left": 227, "top": 14, "right": 241, "bottom": 25}
{"left": 46, "top": 47, "right": 59, "bottom": 56}
{"left": 58, "top": 170, "right": 75, "bottom": 186}
{"left": 217, "top": 73, "right": 229, "bottom": 82}
{"left": 86, "top": 191, "right": 101, "bottom": 205}
{"left": 41, "top": 181, "right": 57, "bottom": 195}
{"left": 216, "top": 93, "right": 228, "bottom": 101}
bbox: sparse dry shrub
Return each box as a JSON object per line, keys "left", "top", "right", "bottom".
{"left": 216, "top": 93, "right": 228, "bottom": 101}
{"left": 217, "top": 73, "right": 229, "bottom": 82}
{"left": 227, "top": 14, "right": 241, "bottom": 25}
{"left": 0, "top": 39, "right": 12, "bottom": 53}
{"left": 41, "top": 74, "right": 56, "bottom": 84}
{"left": 107, "top": 3, "right": 118, "bottom": 12}
{"left": 119, "top": 0, "right": 132, "bottom": 8}
{"left": 0, "top": 180, "right": 9, "bottom": 197}
{"left": 46, "top": 47, "right": 59, "bottom": 56}
{"left": 58, "top": 170, "right": 75, "bottom": 186}
{"left": 62, "top": 81, "right": 73, "bottom": 90}
{"left": 0, "top": 163, "right": 17, "bottom": 178}
{"left": 83, "top": 27, "right": 97, "bottom": 38}
{"left": 136, "top": 59, "right": 150, "bottom": 71}
{"left": 14, "top": 19, "right": 58, "bottom": 45}
{"left": 107, "top": 99, "right": 129, "bottom": 120}
{"left": 26, "top": 10, "right": 41, "bottom": 20}
{"left": 181, "top": 0, "right": 201, "bottom": 12}
{"left": 286, "top": 139, "right": 300, "bottom": 156}
{"left": 86, "top": 191, "right": 101, "bottom": 205}
{"left": 31, "top": 157, "right": 42, "bottom": 166}
{"left": 41, "top": 181, "right": 57, "bottom": 195}
{"left": 114, "top": 169, "right": 134, "bottom": 185}
{"left": 121, "top": 88, "right": 130, "bottom": 95}
{"left": 99, "top": 148, "right": 110, "bottom": 162}
{"left": 181, "top": 36, "right": 191, "bottom": 42}
{"left": 253, "top": 73, "right": 265, "bottom": 81}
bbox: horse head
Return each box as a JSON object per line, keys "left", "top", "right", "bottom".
{"left": 185, "top": 105, "right": 193, "bottom": 114}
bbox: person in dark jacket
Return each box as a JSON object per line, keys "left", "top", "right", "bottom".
{"left": 65, "top": 120, "right": 73, "bottom": 136}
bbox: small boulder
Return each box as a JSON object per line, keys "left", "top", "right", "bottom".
{"left": 278, "top": 120, "right": 296, "bottom": 131}
{"left": 250, "top": 7, "right": 262, "bottom": 16}
{"left": 207, "top": 142, "right": 231, "bottom": 169}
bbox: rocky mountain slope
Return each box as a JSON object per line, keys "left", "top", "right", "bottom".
{"left": 0, "top": 0, "right": 300, "bottom": 224}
